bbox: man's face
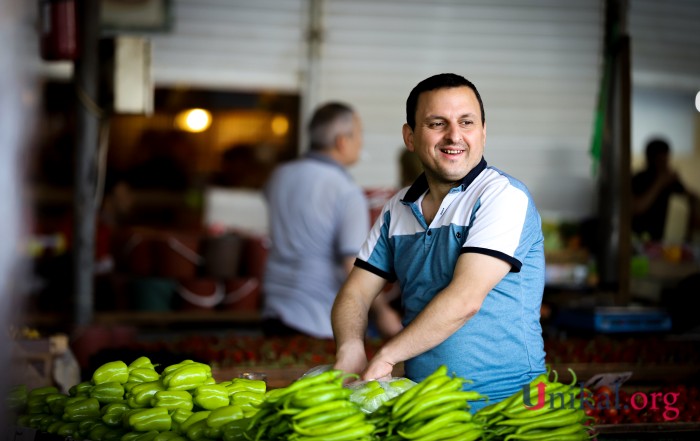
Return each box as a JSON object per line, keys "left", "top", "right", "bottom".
{"left": 403, "top": 86, "right": 486, "bottom": 185}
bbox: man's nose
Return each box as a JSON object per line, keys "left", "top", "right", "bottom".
{"left": 445, "top": 125, "right": 462, "bottom": 143}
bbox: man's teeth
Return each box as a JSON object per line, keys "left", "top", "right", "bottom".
{"left": 441, "top": 149, "right": 461, "bottom": 154}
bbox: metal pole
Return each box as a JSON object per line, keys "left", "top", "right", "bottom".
{"left": 596, "top": 0, "right": 631, "bottom": 301}
{"left": 299, "top": 0, "right": 323, "bottom": 153}
{"left": 73, "top": 0, "right": 102, "bottom": 325}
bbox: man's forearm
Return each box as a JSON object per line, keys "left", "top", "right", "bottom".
{"left": 368, "top": 253, "right": 510, "bottom": 373}
{"left": 332, "top": 288, "right": 370, "bottom": 349}
{"left": 372, "top": 286, "right": 478, "bottom": 366}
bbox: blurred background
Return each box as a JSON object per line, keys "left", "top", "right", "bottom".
{"left": 4, "top": 0, "right": 700, "bottom": 428}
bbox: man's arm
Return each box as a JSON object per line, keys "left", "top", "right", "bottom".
{"left": 361, "top": 252, "right": 511, "bottom": 380}
{"left": 632, "top": 170, "right": 683, "bottom": 215}
{"left": 332, "top": 265, "right": 388, "bottom": 375}
{"left": 341, "top": 256, "right": 403, "bottom": 339}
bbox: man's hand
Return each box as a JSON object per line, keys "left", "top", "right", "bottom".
{"left": 333, "top": 339, "right": 368, "bottom": 376}
{"left": 371, "top": 290, "right": 403, "bottom": 338}
{"left": 362, "top": 357, "right": 394, "bottom": 381}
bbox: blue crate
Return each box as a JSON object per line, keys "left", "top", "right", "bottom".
{"left": 555, "top": 306, "right": 672, "bottom": 333}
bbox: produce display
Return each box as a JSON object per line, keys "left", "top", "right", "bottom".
{"left": 474, "top": 368, "right": 594, "bottom": 440}
{"left": 586, "top": 383, "right": 700, "bottom": 425}
{"left": 7, "top": 358, "right": 597, "bottom": 441}
{"left": 121, "top": 334, "right": 700, "bottom": 368}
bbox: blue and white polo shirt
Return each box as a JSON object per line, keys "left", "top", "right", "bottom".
{"left": 355, "top": 157, "right": 546, "bottom": 410}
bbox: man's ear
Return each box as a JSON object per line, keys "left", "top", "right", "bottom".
{"left": 334, "top": 133, "right": 348, "bottom": 155}
{"left": 402, "top": 124, "right": 414, "bottom": 152}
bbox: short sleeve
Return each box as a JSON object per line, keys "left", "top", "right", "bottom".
{"left": 337, "top": 187, "right": 370, "bottom": 256}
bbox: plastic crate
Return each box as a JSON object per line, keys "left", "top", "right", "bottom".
{"left": 555, "top": 306, "right": 672, "bottom": 333}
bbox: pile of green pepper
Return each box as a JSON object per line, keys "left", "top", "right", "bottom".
{"left": 473, "top": 368, "right": 596, "bottom": 440}
{"left": 243, "top": 368, "right": 371, "bottom": 441}
{"left": 8, "top": 357, "right": 595, "bottom": 441}
{"left": 367, "top": 365, "right": 487, "bottom": 441}
{"left": 8, "top": 356, "right": 267, "bottom": 441}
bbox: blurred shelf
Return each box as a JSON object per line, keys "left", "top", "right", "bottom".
{"left": 552, "top": 363, "right": 700, "bottom": 384}
{"left": 595, "top": 422, "right": 700, "bottom": 439}
{"left": 20, "top": 310, "right": 261, "bottom": 328}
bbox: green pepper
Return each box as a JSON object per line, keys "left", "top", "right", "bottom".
{"left": 179, "top": 410, "right": 211, "bottom": 432}
{"left": 153, "top": 431, "right": 187, "bottom": 441}
{"left": 193, "top": 384, "right": 230, "bottom": 410}
{"left": 62, "top": 396, "right": 101, "bottom": 422}
{"left": 25, "top": 400, "right": 48, "bottom": 415}
{"left": 206, "top": 405, "right": 244, "bottom": 429}
{"left": 163, "top": 364, "right": 211, "bottom": 391}
{"left": 128, "top": 380, "right": 165, "bottom": 407}
{"left": 78, "top": 418, "right": 101, "bottom": 437}
{"left": 221, "top": 418, "right": 252, "bottom": 441}
{"left": 28, "top": 385, "right": 59, "bottom": 399}
{"left": 124, "top": 381, "right": 139, "bottom": 394}
{"left": 122, "top": 408, "right": 142, "bottom": 428}
{"left": 152, "top": 390, "right": 194, "bottom": 411}
{"left": 162, "top": 360, "right": 198, "bottom": 376}
{"left": 16, "top": 414, "right": 31, "bottom": 428}
{"left": 45, "top": 393, "right": 69, "bottom": 416}
{"left": 92, "top": 360, "right": 129, "bottom": 385}
{"left": 88, "top": 422, "right": 111, "bottom": 441}
{"left": 90, "top": 381, "right": 125, "bottom": 404}
{"left": 129, "top": 356, "right": 156, "bottom": 371}
{"left": 26, "top": 385, "right": 59, "bottom": 414}
{"left": 69, "top": 381, "right": 94, "bottom": 397}
{"left": 47, "top": 420, "right": 64, "bottom": 434}
{"left": 101, "top": 401, "right": 130, "bottom": 427}
{"left": 186, "top": 420, "right": 216, "bottom": 441}
{"left": 169, "top": 407, "right": 191, "bottom": 432}
{"left": 129, "top": 367, "right": 161, "bottom": 383}
{"left": 121, "top": 432, "right": 144, "bottom": 441}
{"left": 128, "top": 407, "right": 172, "bottom": 432}
{"left": 133, "top": 430, "right": 160, "bottom": 441}
{"left": 205, "top": 426, "right": 222, "bottom": 440}
{"left": 171, "top": 407, "right": 193, "bottom": 424}
{"left": 230, "top": 390, "right": 264, "bottom": 407}
{"left": 226, "top": 378, "right": 266, "bottom": 395}
{"left": 39, "top": 414, "right": 61, "bottom": 431}
{"left": 56, "top": 421, "right": 80, "bottom": 436}
{"left": 102, "top": 428, "right": 128, "bottom": 441}
{"left": 7, "top": 384, "right": 28, "bottom": 412}
{"left": 25, "top": 413, "right": 46, "bottom": 428}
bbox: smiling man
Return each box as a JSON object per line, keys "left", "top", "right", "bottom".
{"left": 332, "top": 73, "right": 546, "bottom": 411}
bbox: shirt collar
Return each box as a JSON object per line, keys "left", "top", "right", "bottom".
{"left": 401, "top": 157, "right": 488, "bottom": 203}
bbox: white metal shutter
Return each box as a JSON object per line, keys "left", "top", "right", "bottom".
{"left": 628, "top": 0, "right": 700, "bottom": 157}
{"left": 629, "top": 0, "right": 700, "bottom": 92}
{"left": 151, "top": 0, "right": 307, "bottom": 91}
{"left": 318, "top": 0, "right": 605, "bottom": 220}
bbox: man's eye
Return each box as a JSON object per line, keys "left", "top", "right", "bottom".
{"left": 460, "top": 120, "right": 473, "bottom": 126}
{"left": 429, "top": 122, "right": 444, "bottom": 128}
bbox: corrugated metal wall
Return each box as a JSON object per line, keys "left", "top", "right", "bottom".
{"left": 42, "top": 0, "right": 694, "bottom": 220}
{"left": 151, "top": 0, "right": 307, "bottom": 91}
{"left": 629, "top": 0, "right": 700, "bottom": 91}
{"left": 318, "top": 0, "right": 604, "bottom": 219}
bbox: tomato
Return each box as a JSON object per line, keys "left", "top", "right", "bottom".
{"left": 595, "top": 385, "right": 615, "bottom": 397}
{"left": 604, "top": 407, "right": 619, "bottom": 418}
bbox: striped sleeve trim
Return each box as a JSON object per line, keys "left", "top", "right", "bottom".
{"left": 354, "top": 259, "right": 397, "bottom": 282}
{"left": 460, "top": 247, "right": 522, "bottom": 273}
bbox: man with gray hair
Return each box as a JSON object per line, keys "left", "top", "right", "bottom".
{"left": 262, "top": 102, "right": 401, "bottom": 339}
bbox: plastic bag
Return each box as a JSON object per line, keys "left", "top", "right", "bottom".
{"left": 346, "top": 377, "right": 416, "bottom": 414}
{"left": 300, "top": 364, "right": 333, "bottom": 379}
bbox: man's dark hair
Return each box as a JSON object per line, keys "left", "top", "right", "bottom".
{"left": 645, "top": 138, "right": 671, "bottom": 163}
{"left": 308, "top": 102, "right": 355, "bottom": 151}
{"left": 405, "top": 73, "right": 485, "bottom": 130}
